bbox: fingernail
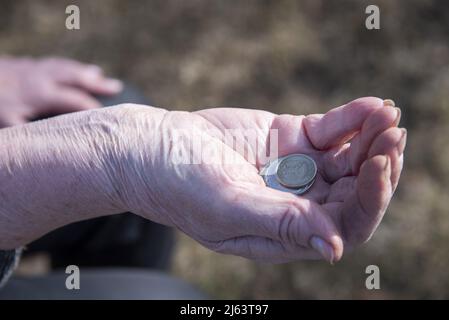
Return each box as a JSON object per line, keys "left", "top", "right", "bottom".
{"left": 104, "top": 79, "right": 123, "bottom": 92}
{"left": 383, "top": 99, "right": 395, "bottom": 107}
{"left": 397, "top": 128, "right": 407, "bottom": 155}
{"left": 384, "top": 155, "right": 391, "bottom": 170}
{"left": 310, "top": 236, "right": 335, "bottom": 264}
{"left": 393, "top": 107, "right": 401, "bottom": 126}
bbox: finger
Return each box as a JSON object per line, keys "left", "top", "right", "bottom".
{"left": 340, "top": 155, "right": 392, "bottom": 245}
{"left": 301, "top": 174, "right": 330, "bottom": 205}
{"left": 72, "top": 69, "right": 123, "bottom": 96}
{"left": 47, "top": 59, "right": 123, "bottom": 95}
{"left": 303, "top": 97, "right": 384, "bottom": 150}
{"left": 326, "top": 176, "right": 356, "bottom": 203}
{"left": 321, "top": 106, "right": 399, "bottom": 181}
{"left": 368, "top": 127, "right": 407, "bottom": 192}
{"left": 216, "top": 184, "right": 344, "bottom": 263}
{"left": 45, "top": 87, "right": 102, "bottom": 112}
{"left": 0, "top": 105, "right": 32, "bottom": 128}
{"left": 206, "top": 235, "right": 324, "bottom": 263}
{"left": 270, "top": 113, "right": 313, "bottom": 156}
{"left": 348, "top": 106, "right": 399, "bottom": 173}
{"left": 0, "top": 113, "right": 27, "bottom": 128}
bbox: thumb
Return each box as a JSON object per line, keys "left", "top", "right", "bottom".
{"left": 209, "top": 183, "right": 344, "bottom": 263}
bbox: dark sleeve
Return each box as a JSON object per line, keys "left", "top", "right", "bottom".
{"left": 0, "top": 249, "right": 21, "bottom": 288}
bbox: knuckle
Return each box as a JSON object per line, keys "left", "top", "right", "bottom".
{"left": 277, "top": 200, "right": 304, "bottom": 245}
{"left": 303, "top": 115, "right": 324, "bottom": 149}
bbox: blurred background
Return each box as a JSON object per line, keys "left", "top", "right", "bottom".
{"left": 1, "top": 0, "right": 449, "bottom": 299}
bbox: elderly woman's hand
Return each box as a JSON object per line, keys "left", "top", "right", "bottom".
{"left": 0, "top": 98, "right": 406, "bottom": 264}
{"left": 107, "top": 97, "right": 405, "bottom": 263}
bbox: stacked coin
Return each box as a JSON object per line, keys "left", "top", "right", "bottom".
{"left": 259, "top": 154, "right": 317, "bottom": 195}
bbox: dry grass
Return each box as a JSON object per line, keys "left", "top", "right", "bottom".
{"left": 2, "top": 0, "right": 449, "bottom": 298}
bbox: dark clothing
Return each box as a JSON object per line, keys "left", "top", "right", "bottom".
{"left": 27, "top": 213, "right": 174, "bottom": 271}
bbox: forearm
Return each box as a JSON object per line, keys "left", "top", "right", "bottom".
{"left": 0, "top": 107, "right": 128, "bottom": 249}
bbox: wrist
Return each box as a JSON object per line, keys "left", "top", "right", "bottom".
{"left": 99, "top": 104, "right": 173, "bottom": 224}
{"left": 0, "top": 108, "right": 131, "bottom": 248}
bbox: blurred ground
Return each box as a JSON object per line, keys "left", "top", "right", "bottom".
{"left": 2, "top": 0, "right": 449, "bottom": 299}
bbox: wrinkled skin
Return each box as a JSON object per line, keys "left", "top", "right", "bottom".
{"left": 0, "top": 57, "right": 406, "bottom": 263}
{"left": 0, "top": 56, "right": 122, "bottom": 127}
{"left": 111, "top": 98, "right": 405, "bottom": 263}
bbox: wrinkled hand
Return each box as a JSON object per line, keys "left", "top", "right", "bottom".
{"left": 112, "top": 97, "right": 406, "bottom": 263}
{"left": 0, "top": 56, "right": 122, "bottom": 127}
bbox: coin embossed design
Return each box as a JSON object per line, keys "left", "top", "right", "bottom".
{"left": 259, "top": 154, "right": 317, "bottom": 196}
{"left": 276, "top": 154, "right": 317, "bottom": 188}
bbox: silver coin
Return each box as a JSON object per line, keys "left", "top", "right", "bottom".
{"left": 259, "top": 154, "right": 317, "bottom": 195}
{"left": 263, "top": 171, "right": 315, "bottom": 195}
{"left": 275, "top": 154, "right": 317, "bottom": 188}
